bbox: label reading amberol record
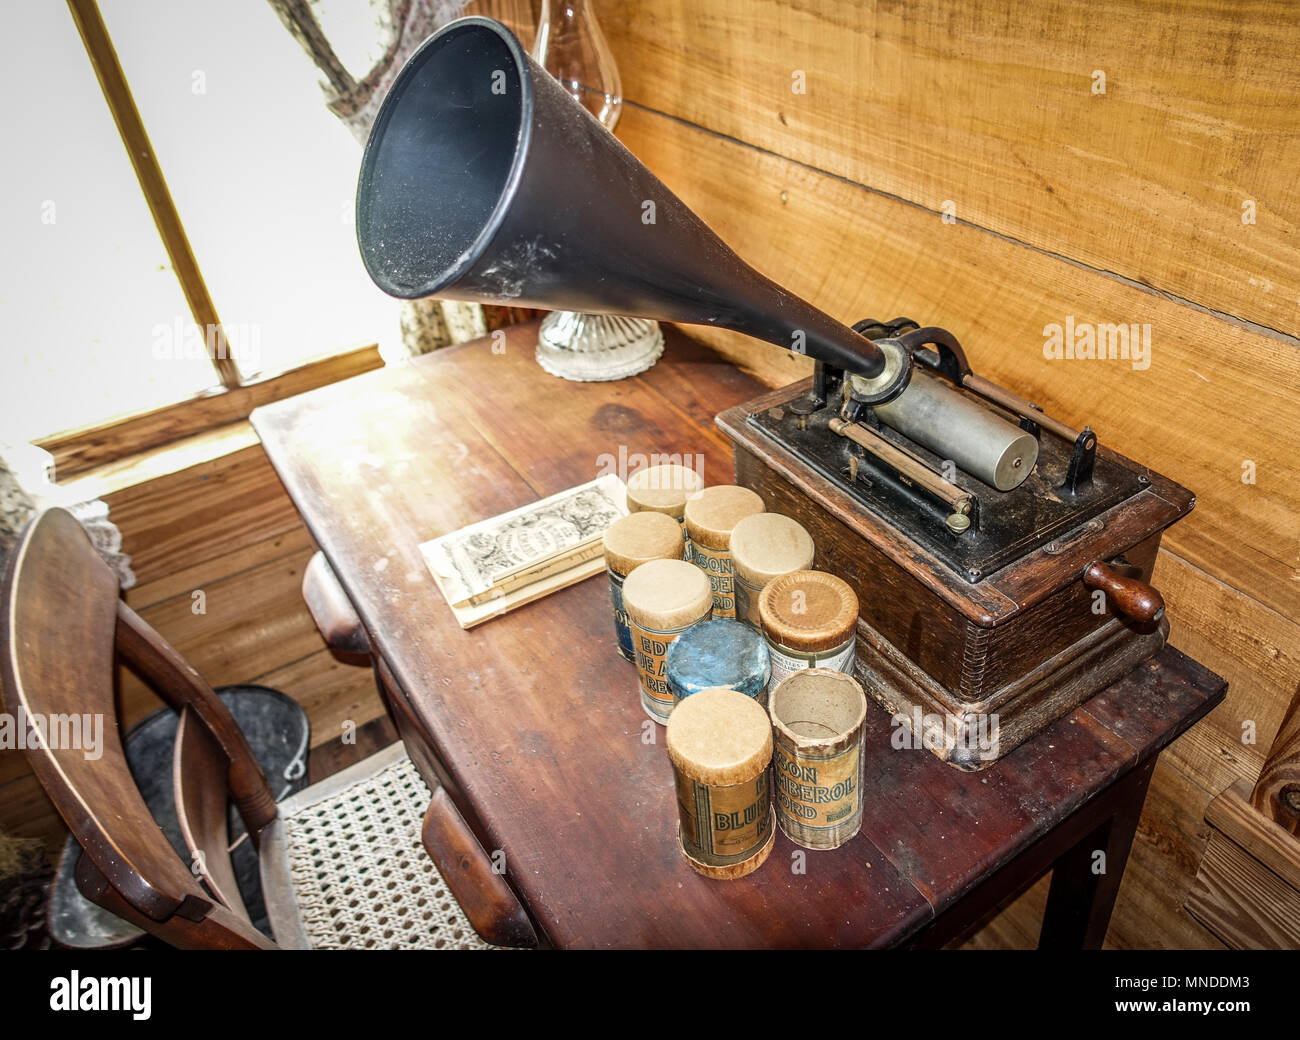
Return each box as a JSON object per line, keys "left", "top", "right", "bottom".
{"left": 691, "top": 542, "right": 736, "bottom": 619}
{"left": 676, "top": 771, "right": 773, "bottom": 866}
{"left": 764, "top": 637, "right": 857, "bottom": 693}
{"left": 773, "top": 742, "right": 861, "bottom": 830}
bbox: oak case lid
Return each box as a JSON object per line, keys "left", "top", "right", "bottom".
{"left": 717, "top": 379, "right": 1195, "bottom": 627}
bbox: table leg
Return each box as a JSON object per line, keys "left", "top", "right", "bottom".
{"left": 1038, "top": 758, "right": 1157, "bottom": 949}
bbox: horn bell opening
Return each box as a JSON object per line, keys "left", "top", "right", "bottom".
{"left": 356, "top": 18, "right": 532, "bottom": 299}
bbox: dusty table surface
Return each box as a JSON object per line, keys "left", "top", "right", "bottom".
{"left": 252, "top": 323, "right": 1225, "bottom": 948}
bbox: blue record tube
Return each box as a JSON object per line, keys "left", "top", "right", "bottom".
{"left": 665, "top": 618, "right": 772, "bottom": 708}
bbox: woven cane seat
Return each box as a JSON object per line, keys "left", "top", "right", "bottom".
{"left": 274, "top": 744, "right": 496, "bottom": 950}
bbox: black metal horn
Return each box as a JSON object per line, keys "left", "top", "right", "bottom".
{"left": 356, "top": 16, "right": 907, "bottom": 390}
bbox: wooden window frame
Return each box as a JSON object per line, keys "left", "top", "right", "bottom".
{"left": 40, "top": 0, "right": 387, "bottom": 478}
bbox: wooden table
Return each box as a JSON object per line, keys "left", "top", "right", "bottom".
{"left": 252, "top": 323, "right": 1226, "bottom": 949}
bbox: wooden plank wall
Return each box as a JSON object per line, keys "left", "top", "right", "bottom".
{"left": 0, "top": 430, "right": 384, "bottom": 860}
{"left": 602, "top": 0, "right": 1300, "bottom": 948}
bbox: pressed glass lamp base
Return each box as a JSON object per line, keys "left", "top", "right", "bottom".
{"left": 535, "top": 311, "right": 664, "bottom": 382}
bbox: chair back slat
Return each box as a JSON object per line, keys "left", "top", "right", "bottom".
{"left": 75, "top": 852, "right": 276, "bottom": 950}
{"left": 174, "top": 704, "right": 251, "bottom": 919}
{"left": 116, "top": 602, "right": 278, "bottom": 840}
{"left": 1, "top": 509, "right": 201, "bottom": 920}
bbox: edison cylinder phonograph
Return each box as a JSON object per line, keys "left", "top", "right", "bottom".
{"left": 354, "top": 16, "right": 1191, "bottom": 767}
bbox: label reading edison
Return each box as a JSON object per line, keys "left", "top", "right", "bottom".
{"left": 691, "top": 542, "right": 737, "bottom": 619}
{"left": 632, "top": 614, "right": 709, "bottom": 719}
{"left": 774, "top": 742, "right": 862, "bottom": 830}
{"left": 606, "top": 566, "right": 635, "bottom": 661}
{"left": 676, "top": 770, "right": 772, "bottom": 866}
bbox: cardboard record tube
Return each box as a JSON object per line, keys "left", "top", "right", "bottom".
{"left": 603, "top": 511, "right": 690, "bottom": 663}
{"left": 666, "top": 687, "right": 776, "bottom": 879}
{"left": 769, "top": 669, "right": 868, "bottom": 850}
{"left": 626, "top": 463, "right": 705, "bottom": 547}
{"left": 729, "top": 512, "right": 815, "bottom": 629}
{"left": 623, "top": 559, "right": 713, "bottom": 724}
{"left": 684, "top": 485, "right": 765, "bottom": 620}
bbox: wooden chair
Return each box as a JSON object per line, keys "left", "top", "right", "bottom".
{"left": 1, "top": 508, "right": 492, "bottom": 949}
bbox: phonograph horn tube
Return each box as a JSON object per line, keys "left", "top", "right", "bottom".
{"left": 354, "top": 17, "right": 903, "bottom": 391}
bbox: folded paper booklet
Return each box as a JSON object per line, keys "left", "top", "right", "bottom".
{"left": 420, "top": 473, "right": 628, "bottom": 628}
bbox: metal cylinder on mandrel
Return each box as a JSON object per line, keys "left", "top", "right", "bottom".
{"left": 872, "top": 371, "right": 1039, "bottom": 491}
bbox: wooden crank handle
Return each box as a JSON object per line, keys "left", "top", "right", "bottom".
{"left": 1082, "top": 561, "right": 1165, "bottom": 624}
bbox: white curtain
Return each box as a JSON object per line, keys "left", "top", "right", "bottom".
{"left": 0, "top": 445, "right": 135, "bottom": 588}
{"left": 268, "top": 0, "right": 487, "bottom": 355}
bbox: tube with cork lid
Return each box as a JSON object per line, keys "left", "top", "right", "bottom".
{"left": 625, "top": 463, "right": 705, "bottom": 544}
{"left": 666, "top": 686, "right": 775, "bottom": 879}
{"left": 729, "top": 512, "right": 815, "bottom": 629}
{"left": 684, "top": 485, "right": 764, "bottom": 621}
{"left": 602, "top": 511, "right": 689, "bottom": 662}
{"left": 622, "top": 558, "right": 713, "bottom": 724}
{"left": 759, "top": 570, "right": 859, "bottom": 696}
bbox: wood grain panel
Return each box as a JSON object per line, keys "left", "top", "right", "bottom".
{"left": 102, "top": 444, "right": 301, "bottom": 585}
{"left": 124, "top": 527, "right": 315, "bottom": 613}
{"left": 57, "top": 421, "right": 261, "bottom": 503}
{"left": 1159, "top": 548, "right": 1300, "bottom": 793}
{"left": 605, "top": 0, "right": 1300, "bottom": 333}
{"left": 1106, "top": 758, "right": 1225, "bottom": 949}
{"left": 1186, "top": 830, "right": 1300, "bottom": 947}
{"left": 1206, "top": 780, "right": 1300, "bottom": 891}
{"left": 253, "top": 649, "right": 383, "bottom": 751}
{"left": 616, "top": 104, "right": 1300, "bottom": 625}
{"left": 38, "top": 345, "right": 383, "bottom": 478}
